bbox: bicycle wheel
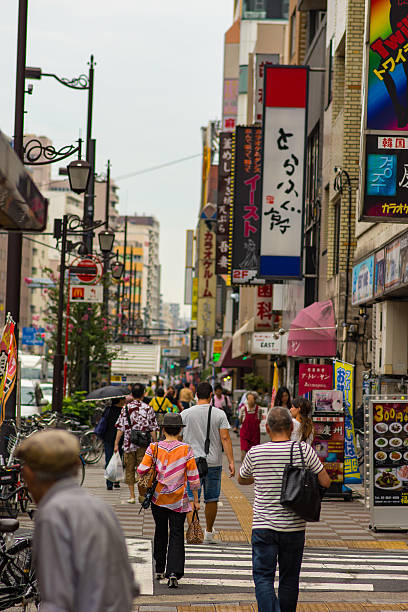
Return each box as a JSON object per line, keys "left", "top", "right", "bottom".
{"left": 75, "top": 456, "right": 85, "bottom": 487}
{"left": 80, "top": 431, "right": 104, "bottom": 464}
{"left": 0, "top": 538, "right": 33, "bottom": 586}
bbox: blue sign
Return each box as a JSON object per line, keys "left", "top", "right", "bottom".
{"left": 352, "top": 255, "right": 374, "bottom": 306}
{"left": 366, "top": 154, "right": 396, "bottom": 196}
{"left": 22, "top": 327, "right": 45, "bottom": 346}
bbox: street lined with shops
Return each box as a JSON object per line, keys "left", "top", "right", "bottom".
{"left": 71, "top": 434, "right": 408, "bottom": 611}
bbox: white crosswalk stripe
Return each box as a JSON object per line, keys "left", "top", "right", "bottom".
{"left": 126, "top": 540, "right": 408, "bottom": 594}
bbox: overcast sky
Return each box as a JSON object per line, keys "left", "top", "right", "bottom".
{"left": 0, "top": 0, "right": 232, "bottom": 310}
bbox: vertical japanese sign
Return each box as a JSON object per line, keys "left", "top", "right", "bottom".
{"left": 334, "top": 360, "right": 361, "bottom": 484}
{"left": 190, "top": 327, "right": 199, "bottom": 361}
{"left": 216, "top": 133, "right": 233, "bottom": 275}
{"left": 260, "top": 66, "right": 308, "bottom": 279}
{"left": 313, "top": 415, "right": 345, "bottom": 484}
{"left": 254, "top": 54, "right": 279, "bottom": 123}
{"left": 197, "top": 220, "right": 216, "bottom": 337}
{"left": 191, "top": 278, "right": 198, "bottom": 321}
{"left": 230, "top": 126, "right": 263, "bottom": 285}
{"left": 361, "top": 2, "right": 408, "bottom": 221}
{"left": 255, "top": 284, "right": 274, "bottom": 329}
{"left": 0, "top": 316, "right": 17, "bottom": 426}
{"left": 222, "top": 79, "right": 238, "bottom": 132}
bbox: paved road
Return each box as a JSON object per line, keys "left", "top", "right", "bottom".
{"left": 130, "top": 539, "right": 408, "bottom": 596}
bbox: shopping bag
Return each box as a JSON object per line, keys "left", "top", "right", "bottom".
{"left": 186, "top": 510, "right": 204, "bottom": 544}
{"left": 104, "top": 452, "right": 124, "bottom": 482}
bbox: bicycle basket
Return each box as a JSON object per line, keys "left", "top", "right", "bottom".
{"left": 0, "top": 468, "right": 19, "bottom": 487}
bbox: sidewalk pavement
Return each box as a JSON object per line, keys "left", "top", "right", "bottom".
{"left": 82, "top": 433, "right": 408, "bottom": 611}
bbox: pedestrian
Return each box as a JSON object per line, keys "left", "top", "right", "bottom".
{"left": 149, "top": 387, "right": 174, "bottom": 436}
{"left": 181, "top": 381, "right": 235, "bottom": 543}
{"left": 166, "top": 385, "right": 182, "bottom": 413}
{"left": 137, "top": 413, "right": 200, "bottom": 588}
{"left": 115, "top": 383, "right": 158, "bottom": 504}
{"left": 179, "top": 381, "right": 194, "bottom": 411}
{"left": 238, "top": 406, "right": 330, "bottom": 612}
{"left": 274, "top": 386, "right": 292, "bottom": 410}
{"left": 212, "top": 383, "right": 233, "bottom": 424}
{"left": 290, "top": 397, "right": 315, "bottom": 445}
{"left": 100, "top": 397, "right": 125, "bottom": 490}
{"left": 16, "top": 429, "right": 137, "bottom": 612}
{"left": 239, "top": 392, "right": 261, "bottom": 461}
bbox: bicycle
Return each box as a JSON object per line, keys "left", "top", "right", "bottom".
{"left": 0, "top": 518, "right": 38, "bottom": 610}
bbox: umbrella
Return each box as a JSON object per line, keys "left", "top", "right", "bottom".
{"left": 287, "top": 300, "right": 337, "bottom": 357}
{"left": 85, "top": 385, "right": 129, "bottom": 402}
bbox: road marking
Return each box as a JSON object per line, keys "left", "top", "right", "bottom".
{"left": 126, "top": 538, "right": 153, "bottom": 595}
{"left": 179, "top": 578, "right": 374, "bottom": 591}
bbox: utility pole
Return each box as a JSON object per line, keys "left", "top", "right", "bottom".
{"left": 103, "top": 160, "right": 111, "bottom": 319}
{"left": 121, "top": 216, "right": 128, "bottom": 336}
{"left": 4, "top": 0, "right": 28, "bottom": 420}
{"left": 52, "top": 215, "right": 68, "bottom": 413}
{"left": 128, "top": 249, "right": 133, "bottom": 335}
{"left": 83, "top": 55, "right": 95, "bottom": 254}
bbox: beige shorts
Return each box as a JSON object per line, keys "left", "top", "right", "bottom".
{"left": 124, "top": 448, "right": 146, "bottom": 485}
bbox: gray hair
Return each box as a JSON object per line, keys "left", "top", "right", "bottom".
{"left": 267, "top": 406, "right": 292, "bottom": 433}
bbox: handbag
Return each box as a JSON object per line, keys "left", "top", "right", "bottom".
{"left": 139, "top": 444, "right": 159, "bottom": 512}
{"left": 125, "top": 406, "right": 151, "bottom": 447}
{"left": 280, "top": 442, "right": 323, "bottom": 523}
{"left": 136, "top": 443, "right": 158, "bottom": 489}
{"left": 195, "top": 405, "right": 212, "bottom": 479}
{"left": 186, "top": 510, "right": 204, "bottom": 544}
{"left": 94, "top": 405, "right": 109, "bottom": 439}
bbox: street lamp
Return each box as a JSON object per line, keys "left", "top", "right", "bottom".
{"left": 98, "top": 230, "right": 115, "bottom": 254}
{"left": 67, "top": 159, "right": 91, "bottom": 194}
{"left": 111, "top": 260, "right": 124, "bottom": 280}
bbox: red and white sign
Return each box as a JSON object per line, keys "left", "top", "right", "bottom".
{"left": 378, "top": 136, "right": 408, "bottom": 150}
{"left": 255, "top": 284, "right": 274, "bottom": 329}
{"left": 260, "top": 66, "right": 308, "bottom": 280}
{"left": 70, "top": 284, "right": 103, "bottom": 303}
{"left": 71, "top": 256, "right": 103, "bottom": 285}
{"left": 298, "top": 363, "right": 333, "bottom": 395}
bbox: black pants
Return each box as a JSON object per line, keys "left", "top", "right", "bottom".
{"left": 151, "top": 503, "right": 187, "bottom": 579}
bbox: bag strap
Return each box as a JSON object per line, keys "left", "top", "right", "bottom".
{"left": 125, "top": 406, "right": 132, "bottom": 430}
{"left": 290, "top": 441, "right": 306, "bottom": 468}
{"left": 204, "top": 405, "right": 212, "bottom": 456}
{"left": 156, "top": 397, "right": 166, "bottom": 413}
{"left": 191, "top": 509, "right": 199, "bottom": 522}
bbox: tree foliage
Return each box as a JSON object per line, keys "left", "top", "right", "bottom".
{"left": 43, "top": 268, "right": 118, "bottom": 394}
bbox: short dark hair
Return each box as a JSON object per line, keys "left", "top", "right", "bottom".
{"left": 214, "top": 384, "right": 223, "bottom": 392}
{"left": 184, "top": 382, "right": 190, "bottom": 388}
{"left": 197, "top": 381, "right": 212, "bottom": 400}
{"left": 156, "top": 387, "right": 165, "bottom": 397}
{"left": 131, "top": 383, "right": 145, "bottom": 399}
{"left": 163, "top": 425, "right": 182, "bottom": 436}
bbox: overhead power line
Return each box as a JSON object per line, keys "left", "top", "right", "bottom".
{"left": 115, "top": 153, "right": 201, "bottom": 181}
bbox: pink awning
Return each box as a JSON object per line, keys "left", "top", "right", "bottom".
{"left": 287, "top": 300, "right": 337, "bottom": 357}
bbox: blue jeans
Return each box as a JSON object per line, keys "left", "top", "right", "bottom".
{"left": 187, "top": 465, "right": 222, "bottom": 503}
{"left": 252, "top": 528, "right": 305, "bottom": 612}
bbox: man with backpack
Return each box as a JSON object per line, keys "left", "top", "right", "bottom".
{"left": 149, "top": 387, "right": 174, "bottom": 437}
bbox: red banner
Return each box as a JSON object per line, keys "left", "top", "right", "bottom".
{"left": 298, "top": 363, "right": 333, "bottom": 395}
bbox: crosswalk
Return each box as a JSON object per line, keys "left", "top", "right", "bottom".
{"left": 126, "top": 539, "right": 408, "bottom": 595}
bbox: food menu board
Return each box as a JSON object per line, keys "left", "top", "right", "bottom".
{"left": 373, "top": 402, "right": 408, "bottom": 506}
{"left": 312, "top": 415, "right": 345, "bottom": 484}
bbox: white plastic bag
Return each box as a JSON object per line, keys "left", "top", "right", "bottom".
{"left": 105, "top": 452, "right": 124, "bottom": 482}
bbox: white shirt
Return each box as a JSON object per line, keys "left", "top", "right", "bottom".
{"left": 181, "top": 403, "right": 230, "bottom": 467}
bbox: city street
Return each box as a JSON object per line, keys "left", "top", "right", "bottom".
{"left": 46, "top": 435, "right": 408, "bottom": 612}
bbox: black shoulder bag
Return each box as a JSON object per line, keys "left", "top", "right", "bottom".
{"left": 195, "top": 405, "right": 212, "bottom": 479}
{"left": 280, "top": 442, "right": 323, "bottom": 522}
{"left": 125, "top": 405, "right": 151, "bottom": 448}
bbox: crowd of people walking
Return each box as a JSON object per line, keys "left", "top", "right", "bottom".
{"left": 16, "top": 376, "right": 327, "bottom": 612}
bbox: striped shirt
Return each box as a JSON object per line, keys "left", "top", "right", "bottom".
{"left": 240, "top": 440, "right": 323, "bottom": 532}
{"left": 137, "top": 440, "right": 200, "bottom": 513}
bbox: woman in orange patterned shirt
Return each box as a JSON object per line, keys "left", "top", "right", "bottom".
{"left": 137, "top": 412, "right": 200, "bottom": 588}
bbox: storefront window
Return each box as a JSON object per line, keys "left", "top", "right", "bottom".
{"left": 242, "top": 0, "right": 289, "bottom": 20}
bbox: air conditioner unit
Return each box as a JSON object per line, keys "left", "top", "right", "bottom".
{"left": 366, "top": 339, "right": 373, "bottom": 365}
{"left": 374, "top": 302, "right": 408, "bottom": 375}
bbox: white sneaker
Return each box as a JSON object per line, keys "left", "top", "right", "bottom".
{"left": 126, "top": 498, "right": 136, "bottom": 504}
{"left": 204, "top": 529, "right": 217, "bottom": 544}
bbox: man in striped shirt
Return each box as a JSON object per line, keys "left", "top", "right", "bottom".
{"left": 238, "top": 406, "right": 330, "bottom": 612}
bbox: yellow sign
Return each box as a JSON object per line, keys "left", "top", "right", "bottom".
{"left": 334, "top": 360, "right": 361, "bottom": 484}
{"left": 213, "top": 339, "right": 223, "bottom": 354}
{"left": 191, "top": 278, "right": 198, "bottom": 321}
{"left": 197, "top": 220, "right": 216, "bottom": 337}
